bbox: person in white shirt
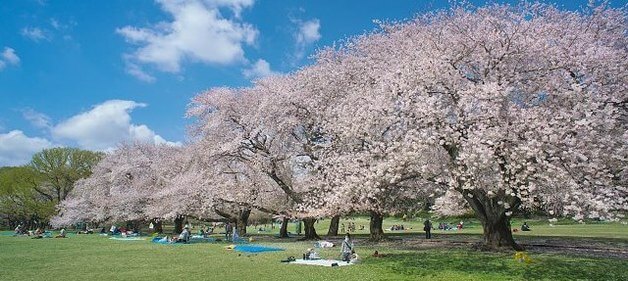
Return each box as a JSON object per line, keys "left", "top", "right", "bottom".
{"left": 178, "top": 226, "right": 190, "bottom": 243}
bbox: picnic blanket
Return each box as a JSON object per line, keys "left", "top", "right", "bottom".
{"left": 288, "top": 259, "right": 354, "bottom": 267}
{"left": 151, "top": 237, "right": 218, "bottom": 245}
{"left": 315, "top": 241, "right": 335, "bottom": 248}
{"left": 233, "top": 244, "right": 284, "bottom": 253}
{"left": 109, "top": 237, "right": 145, "bottom": 241}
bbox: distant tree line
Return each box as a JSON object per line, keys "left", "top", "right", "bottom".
{"left": 0, "top": 147, "right": 103, "bottom": 229}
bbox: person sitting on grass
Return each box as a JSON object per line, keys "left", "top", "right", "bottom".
{"left": 14, "top": 224, "right": 24, "bottom": 236}
{"left": 177, "top": 226, "right": 190, "bottom": 243}
{"left": 521, "top": 222, "right": 531, "bottom": 231}
{"left": 232, "top": 227, "right": 239, "bottom": 242}
{"left": 372, "top": 251, "right": 388, "bottom": 258}
{"left": 55, "top": 228, "right": 66, "bottom": 238}
{"left": 303, "top": 248, "right": 320, "bottom": 260}
{"left": 32, "top": 227, "right": 45, "bottom": 239}
{"left": 349, "top": 251, "right": 360, "bottom": 264}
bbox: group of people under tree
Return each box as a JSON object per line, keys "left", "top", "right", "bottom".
{"left": 13, "top": 223, "right": 66, "bottom": 238}
{"left": 340, "top": 222, "right": 360, "bottom": 233}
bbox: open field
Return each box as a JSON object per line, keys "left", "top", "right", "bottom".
{"left": 2, "top": 220, "right": 627, "bottom": 281}
{"left": 239, "top": 216, "right": 628, "bottom": 240}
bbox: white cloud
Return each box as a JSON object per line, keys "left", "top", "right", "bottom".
{"left": 117, "top": 0, "right": 258, "bottom": 81}
{"left": 242, "top": 59, "right": 279, "bottom": 79}
{"left": 296, "top": 19, "right": 321, "bottom": 45}
{"left": 1, "top": 47, "right": 20, "bottom": 71}
{"left": 50, "top": 18, "right": 61, "bottom": 30}
{"left": 22, "top": 108, "right": 51, "bottom": 129}
{"left": 50, "top": 18, "right": 75, "bottom": 31}
{"left": 2, "top": 47, "right": 20, "bottom": 65}
{"left": 52, "top": 100, "right": 180, "bottom": 151}
{"left": 206, "top": 0, "right": 254, "bottom": 17}
{"left": 0, "top": 130, "right": 55, "bottom": 166}
{"left": 292, "top": 18, "right": 321, "bottom": 61}
{"left": 124, "top": 60, "right": 156, "bottom": 83}
{"left": 21, "top": 27, "right": 50, "bottom": 42}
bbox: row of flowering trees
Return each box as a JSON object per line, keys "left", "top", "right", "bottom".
{"left": 53, "top": 3, "right": 626, "bottom": 250}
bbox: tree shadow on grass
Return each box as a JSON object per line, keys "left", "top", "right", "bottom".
{"left": 364, "top": 251, "right": 628, "bottom": 280}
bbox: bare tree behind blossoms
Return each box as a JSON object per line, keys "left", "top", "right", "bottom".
{"left": 301, "top": 3, "right": 626, "bottom": 250}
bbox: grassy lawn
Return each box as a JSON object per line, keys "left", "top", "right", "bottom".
{"left": 244, "top": 216, "right": 628, "bottom": 240}
{"left": 1, "top": 228, "right": 626, "bottom": 281}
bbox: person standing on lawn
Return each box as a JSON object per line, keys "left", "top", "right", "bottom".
{"left": 341, "top": 233, "right": 354, "bottom": 262}
{"left": 424, "top": 219, "right": 433, "bottom": 239}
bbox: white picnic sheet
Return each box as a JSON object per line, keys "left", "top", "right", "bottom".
{"left": 288, "top": 259, "right": 354, "bottom": 267}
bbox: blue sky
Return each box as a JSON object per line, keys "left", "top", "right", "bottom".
{"left": 0, "top": 0, "right": 623, "bottom": 166}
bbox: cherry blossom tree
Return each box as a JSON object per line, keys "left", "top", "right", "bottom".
{"left": 188, "top": 86, "right": 302, "bottom": 237}
{"left": 281, "top": 42, "right": 441, "bottom": 241}
{"left": 188, "top": 73, "right": 344, "bottom": 239}
{"left": 52, "top": 143, "right": 192, "bottom": 231}
{"left": 54, "top": 2, "right": 626, "bottom": 251}
{"left": 302, "top": 2, "right": 626, "bottom": 249}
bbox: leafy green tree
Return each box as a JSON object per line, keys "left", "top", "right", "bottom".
{"left": 0, "top": 148, "right": 103, "bottom": 228}
{"left": 0, "top": 166, "right": 54, "bottom": 228}
{"left": 29, "top": 147, "right": 103, "bottom": 202}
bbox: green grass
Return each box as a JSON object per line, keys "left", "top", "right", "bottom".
{"left": 1, "top": 231, "right": 626, "bottom": 280}
{"left": 243, "top": 216, "right": 628, "bottom": 240}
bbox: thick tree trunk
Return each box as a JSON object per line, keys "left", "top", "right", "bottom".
{"left": 236, "top": 209, "right": 251, "bottom": 236}
{"left": 479, "top": 215, "right": 522, "bottom": 251}
{"left": 369, "top": 211, "right": 385, "bottom": 241}
{"left": 278, "top": 217, "right": 289, "bottom": 238}
{"left": 462, "top": 191, "right": 523, "bottom": 251}
{"left": 327, "top": 215, "right": 340, "bottom": 236}
{"left": 302, "top": 218, "right": 321, "bottom": 240}
{"left": 173, "top": 215, "right": 184, "bottom": 234}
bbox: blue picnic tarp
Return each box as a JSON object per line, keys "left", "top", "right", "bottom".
{"left": 234, "top": 244, "right": 284, "bottom": 253}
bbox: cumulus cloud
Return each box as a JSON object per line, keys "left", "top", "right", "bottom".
{"left": 296, "top": 19, "right": 321, "bottom": 45}
{"left": 2, "top": 48, "right": 20, "bottom": 65}
{"left": 22, "top": 108, "right": 52, "bottom": 129}
{"left": 292, "top": 18, "right": 321, "bottom": 61}
{"left": 52, "top": 100, "right": 180, "bottom": 151}
{"left": 242, "top": 59, "right": 279, "bottom": 79}
{"left": 117, "top": 0, "right": 258, "bottom": 81}
{"left": 21, "top": 27, "right": 50, "bottom": 42}
{"left": 195, "top": 0, "right": 254, "bottom": 18}
{"left": 0, "top": 130, "right": 55, "bottom": 166}
{"left": 0, "top": 47, "right": 20, "bottom": 70}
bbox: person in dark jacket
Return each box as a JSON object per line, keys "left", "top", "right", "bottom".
{"left": 424, "top": 219, "right": 433, "bottom": 239}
